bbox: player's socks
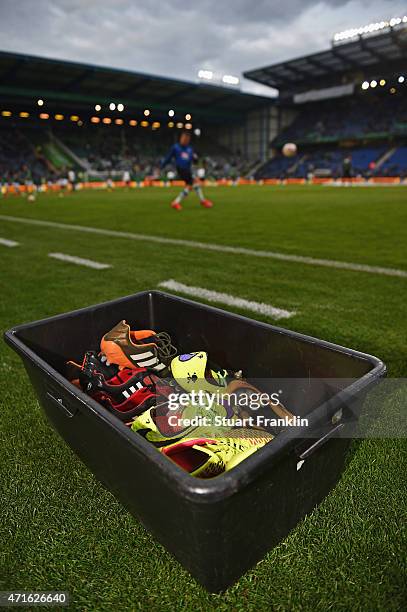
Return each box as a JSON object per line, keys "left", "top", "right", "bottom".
{"left": 193, "top": 184, "right": 205, "bottom": 201}
{"left": 175, "top": 187, "right": 190, "bottom": 204}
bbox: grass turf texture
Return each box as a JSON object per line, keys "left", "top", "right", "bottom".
{"left": 0, "top": 185, "right": 406, "bottom": 611}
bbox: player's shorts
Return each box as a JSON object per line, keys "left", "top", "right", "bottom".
{"left": 176, "top": 166, "right": 193, "bottom": 186}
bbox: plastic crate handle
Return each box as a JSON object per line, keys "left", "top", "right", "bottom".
{"left": 298, "top": 422, "right": 344, "bottom": 460}
{"left": 46, "top": 391, "right": 77, "bottom": 418}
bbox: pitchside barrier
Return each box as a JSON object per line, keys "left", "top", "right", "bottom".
{"left": 1, "top": 176, "right": 406, "bottom": 196}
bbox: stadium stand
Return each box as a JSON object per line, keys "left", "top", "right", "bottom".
{"left": 0, "top": 121, "right": 248, "bottom": 183}
{"left": 379, "top": 146, "right": 407, "bottom": 176}
{"left": 1, "top": 19, "right": 406, "bottom": 187}
{"left": 274, "top": 96, "right": 407, "bottom": 145}
{"left": 245, "top": 19, "right": 407, "bottom": 180}
{"left": 0, "top": 126, "right": 50, "bottom": 184}
{"left": 255, "top": 144, "right": 402, "bottom": 179}
{"left": 0, "top": 50, "right": 270, "bottom": 186}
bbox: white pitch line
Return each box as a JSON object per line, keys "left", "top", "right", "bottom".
{"left": 0, "top": 214, "right": 406, "bottom": 279}
{"left": 158, "top": 279, "right": 296, "bottom": 320}
{"left": 0, "top": 237, "right": 19, "bottom": 247}
{"left": 48, "top": 252, "right": 111, "bottom": 270}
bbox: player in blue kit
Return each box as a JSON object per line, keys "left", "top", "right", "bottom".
{"left": 161, "top": 131, "right": 213, "bottom": 211}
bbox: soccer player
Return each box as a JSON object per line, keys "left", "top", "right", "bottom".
{"left": 161, "top": 131, "right": 213, "bottom": 210}
{"left": 122, "top": 169, "right": 131, "bottom": 188}
{"left": 68, "top": 168, "right": 76, "bottom": 192}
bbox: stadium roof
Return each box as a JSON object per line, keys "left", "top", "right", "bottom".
{"left": 0, "top": 51, "right": 272, "bottom": 123}
{"left": 244, "top": 28, "right": 407, "bottom": 91}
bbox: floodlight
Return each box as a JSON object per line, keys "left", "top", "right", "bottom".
{"left": 222, "top": 74, "right": 240, "bottom": 86}
{"left": 198, "top": 69, "right": 213, "bottom": 80}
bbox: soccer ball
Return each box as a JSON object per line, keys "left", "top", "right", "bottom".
{"left": 27, "top": 194, "right": 36, "bottom": 202}
{"left": 282, "top": 143, "right": 297, "bottom": 157}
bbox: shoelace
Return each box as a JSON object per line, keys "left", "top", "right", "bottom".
{"left": 205, "top": 436, "right": 268, "bottom": 468}
{"left": 153, "top": 332, "right": 178, "bottom": 361}
{"left": 207, "top": 438, "right": 249, "bottom": 460}
{"left": 197, "top": 440, "right": 242, "bottom": 476}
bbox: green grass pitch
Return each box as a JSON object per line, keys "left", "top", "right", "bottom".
{"left": 0, "top": 185, "right": 406, "bottom": 611}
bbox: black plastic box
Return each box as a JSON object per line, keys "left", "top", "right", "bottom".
{"left": 4, "top": 291, "right": 385, "bottom": 592}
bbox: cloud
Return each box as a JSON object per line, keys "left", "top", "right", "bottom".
{"left": 0, "top": 0, "right": 405, "bottom": 94}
